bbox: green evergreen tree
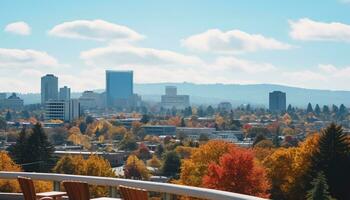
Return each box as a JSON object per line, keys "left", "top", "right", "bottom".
{"left": 184, "top": 106, "right": 192, "bottom": 117}
{"left": 8, "top": 128, "right": 28, "bottom": 164}
{"left": 314, "top": 104, "right": 321, "bottom": 116}
{"left": 338, "top": 104, "right": 347, "bottom": 119}
{"left": 206, "top": 105, "right": 215, "bottom": 116}
{"left": 287, "top": 104, "right": 293, "bottom": 113}
{"left": 155, "top": 144, "right": 164, "bottom": 158}
{"left": 180, "top": 117, "right": 186, "bottom": 127}
{"left": 79, "top": 122, "right": 87, "bottom": 134}
{"left": 272, "top": 126, "right": 280, "bottom": 147}
{"left": 307, "top": 103, "right": 313, "bottom": 113}
{"left": 306, "top": 172, "right": 334, "bottom": 200}
{"left": 5, "top": 110, "right": 12, "bottom": 121}
{"left": 25, "top": 123, "right": 55, "bottom": 172}
{"left": 140, "top": 114, "right": 150, "bottom": 124}
{"left": 310, "top": 123, "right": 350, "bottom": 200}
{"left": 0, "top": 117, "right": 7, "bottom": 130}
{"left": 162, "top": 151, "right": 181, "bottom": 177}
{"left": 85, "top": 115, "right": 94, "bottom": 124}
{"left": 332, "top": 105, "right": 339, "bottom": 114}
{"left": 197, "top": 106, "right": 205, "bottom": 117}
{"left": 322, "top": 105, "right": 330, "bottom": 114}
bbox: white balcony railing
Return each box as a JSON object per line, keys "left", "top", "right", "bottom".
{"left": 0, "top": 171, "right": 266, "bottom": 200}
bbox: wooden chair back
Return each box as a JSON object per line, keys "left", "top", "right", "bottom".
{"left": 62, "top": 181, "right": 90, "bottom": 200}
{"left": 119, "top": 185, "right": 148, "bottom": 200}
{"left": 18, "top": 176, "right": 37, "bottom": 200}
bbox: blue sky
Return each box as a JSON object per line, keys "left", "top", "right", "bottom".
{"left": 1, "top": 0, "right": 350, "bottom": 92}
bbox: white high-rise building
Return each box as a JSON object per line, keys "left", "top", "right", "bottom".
{"left": 41, "top": 74, "right": 58, "bottom": 104}
{"left": 44, "top": 99, "right": 80, "bottom": 122}
{"left": 59, "top": 86, "right": 71, "bottom": 101}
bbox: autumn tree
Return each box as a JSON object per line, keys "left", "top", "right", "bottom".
{"left": 175, "top": 146, "right": 193, "bottom": 159}
{"left": 178, "top": 140, "right": 234, "bottom": 187}
{"left": 68, "top": 131, "right": 91, "bottom": 149}
{"left": 134, "top": 143, "right": 151, "bottom": 160}
{"left": 203, "top": 147, "right": 270, "bottom": 198}
{"left": 147, "top": 155, "right": 161, "bottom": 168}
{"left": 54, "top": 155, "right": 114, "bottom": 197}
{"left": 263, "top": 134, "right": 320, "bottom": 200}
{"left": 0, "top": 151, "right": 21, "bottom": 192}
{"left": 124, "top": 155, "right": 150, "bottom": 180}
{"left": 309, "top": 123, "right": 350, "bottom": 200}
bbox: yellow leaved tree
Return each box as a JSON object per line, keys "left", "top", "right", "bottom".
{"left": 54, "top": 154, "right": 115, "bottom": 197}
{"left": 0, "top": 151, "right": 21, "bottom": 192}
{"left": 177, "top": 140, "right": 234, "bottom": 187}
{"left": 262, "top": 134, "right": 319, "bottom": 200}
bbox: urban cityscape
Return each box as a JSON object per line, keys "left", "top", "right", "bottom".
{"left": 0, "top": 1, "right": 350, "bottom": 200}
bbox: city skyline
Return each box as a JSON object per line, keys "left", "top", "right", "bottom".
{"left": 1, "top": 1, "right": 350, "bottom": 93}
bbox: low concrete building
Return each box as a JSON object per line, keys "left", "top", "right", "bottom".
{"left": 115, "top": 118, "right": 141, "bottom": 129}
{"left": 142, "top": 125, "right": 177, "bottom": 136}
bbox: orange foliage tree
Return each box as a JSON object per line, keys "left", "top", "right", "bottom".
{"left": 0, "top": 151, "right": 51, "bottom": 193}
{"left": 0, "top": 151, "right": 21, "bottom": 192}
{"left": 262, "top": 134, "right": 320, "bottom": 200}
{"left": 203, "top": 148, "right": 270, "bottom": 198}
{"left": 54, "top": 154, "right": 115, "bottom": 197}
{"left": 177, "top": 140, "right": 235, "bottom": 187}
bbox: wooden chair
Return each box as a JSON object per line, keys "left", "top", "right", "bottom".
{"left": 62, "top": 181, "right": 120, "bottom": 200}
{"left": 17, "top": 176, "right": 66, "bottom": 200}
{"left": 119, "top": 185, "right": 148, "bottom": 200}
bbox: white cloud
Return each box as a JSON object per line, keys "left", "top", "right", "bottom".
{"left": 4, "top": 21, "right": 31, "bottom": 35}
{"left": 49, "top": 20, "right": 144, "bottom": 42}
{"left": 181, "top": 29, "right": 292, "bottom": 54}
{"left": 214, "top": 56, "right": 276, "bottom": 73}
{"left": 339, "top": 0, "right": 350, "bottom": 4}
{"left": 0, "top": 48, "right": 61, "bottom": 68}
{"left": 0, "top": 49, "right": 69, "bottom": 92}
{"left": 80, "top": 44, "right": 204, "bottom": 67}
{"left": 289, "top": 18, "right": 350, "bottom": 42}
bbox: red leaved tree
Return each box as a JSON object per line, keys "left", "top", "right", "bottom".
{"left": 202, "top": 147, "right": 270, "bottom": 198}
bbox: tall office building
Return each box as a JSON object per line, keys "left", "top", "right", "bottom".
{"left": 269, "top": 91, "right": 286, "bottom": 112}
{"left": 106, "top": 70, "right": 133, "bottom": 107}
{"left": 41, "top": 74, "right": 58, "bottom": 104}
{"left": 59, "top": 86, "right": 71, "bottom": 101}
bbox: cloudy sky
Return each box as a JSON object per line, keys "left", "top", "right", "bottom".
{"left": 1, "top": 0, "right": 350, "bottom": 93}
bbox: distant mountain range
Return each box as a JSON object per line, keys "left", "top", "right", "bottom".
{"left": 14, "top": 83, "right": 350, "bottom": 107}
